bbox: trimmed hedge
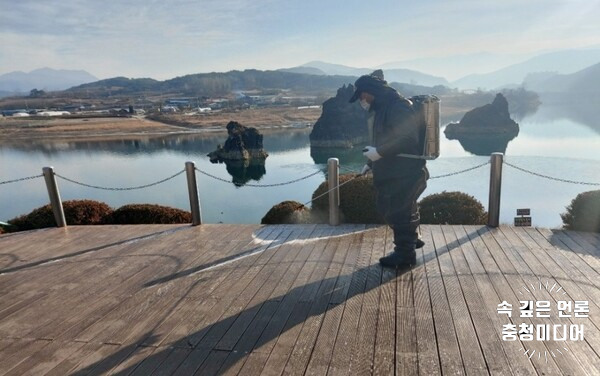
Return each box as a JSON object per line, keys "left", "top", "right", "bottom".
{"left": 8, "top": 200, "right": 113, "bottom": 231}
{"left": 261, "top": 200, "right": 311, "bottom": 224}
{"left": 311, "top": 174, "right": 383, "bottom": 224}
{"left": 561, "top": 190, "right": 600, "bottom": 232}
{"left": 419, "top": 191, "right": 487, "bottom": 225}
{"left": 6, "top": 201, "right": 192, "bottom": 232}
{"left": 106, "top": 204, "right": 192, "bottom": 224}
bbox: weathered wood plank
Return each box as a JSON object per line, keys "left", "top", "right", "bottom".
{"left": 303, "top": 226, "right": 359, "bottom": 375}
{"left": 1, "top": 224, "right": 600, "bottom": 375}
{"left": 412, "top": 227, "right": 441, "bottom": 376}
{"left": 478, "top": 226, "right": 567, "bottom": 375}
{"left": 461, "top": 226, "right": 539, "bottom": 375}
{"left": 326, "top": 226, "right": 373, "bottom": 376}
{"left": 424, "top": 225, "right": 465, "bottom": 375}
{"left": 346, "top": 226, "right": 385, "bottom": 376}
{"left": 437, "top": 225, "right": 499, "bottom": 374}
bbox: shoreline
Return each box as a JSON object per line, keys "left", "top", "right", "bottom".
{"left": 0, "top": 108, "right": 320, "bottom": 143}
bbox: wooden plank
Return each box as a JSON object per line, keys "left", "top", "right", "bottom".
{"left": 42, "top": 342, "right": 105, "bottom": 376}
{"left": 103, "top": 345, "right": 157, "bottom": 375}
{"left": 280, "top": 226, "right": 345, "bottom": 375}
{"left": 461, "top": 226, "right": 540, "bottom": 375}
{"left": 257, "top": 226, "right": 339, "bottom": 374}
{"left": 69, "top": 343, "right": 137, "bottom": 375}
{"left": 159, "top": 226, "right": 286, "bottom": 348}
{"left": 216, "top": 301, "right": 281, "bottom": 375}
{"left": 0, "top": 339, "right": 51, "bottom": 375}
{"left": 214, "top": 225, "right": 318, "bottom": 352}
{"left": 373, "top": 226, "right": 397, "bottom": 376}
{"left": 125, "top": 346, "right": 174, "bottom": 376}
{"left": 422, "top": 225, "right": 465, "bottom": 375}
{"left": 496, "top": 226, "right": 600, "bottom": 372}
{"left": 189, "top": 226, "right": 303, "bottom": 350}
{"left": 327, "top": 226, "right": 376, "bottom": 376}
{"left": 346, "top": 226, "right": 385, "bottom": 375}
{"left": 2, "top": 224, "right": 600, "bottom": 375}
{"left": 235, "top": 351, "right": 270, "bottom": 376}
{"left": 437, "top": 225, "right": 499, "bottom": 374}
{"left": 411, "top": 226, "right": 441, "bottom": 375}
{"left": 476, "top": 226, "right": 567, "bottom": 375}
{"left": 218, "top": 227, "right": 341, "bottom": 374}
{"left": 452, "top": 225, "right": 527, "bottom": 375}
{"left": 192, "top": 349, "right": 230, "bottom": 376}
{"left": 505, "top": 226, "right": 600, "bottom": 372}
{"left": 0, "top": 225, "right": 189, "bottom": 294}
{"left": 167, "top": 348, "right": 211, "bottom": 375}
{"left": 303, "top": 226, "right": 364, "bottom": 376}
{"left": 255, "top": 226, "right": 346, "bottom": 373}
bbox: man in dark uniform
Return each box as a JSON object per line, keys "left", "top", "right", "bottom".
{"left": 349, "top": 71, "right": 429, "bottom": 270}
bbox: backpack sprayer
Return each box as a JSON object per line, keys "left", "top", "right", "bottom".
{"left": 400, "top": 95, "right": 440, "bottom": 160}
{"left": 362, "top": 95, "right": 440, "bottom": 160}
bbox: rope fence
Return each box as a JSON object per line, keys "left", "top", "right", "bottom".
{"left": 0, "top": 174, "right": 44, "bottom": 185}
{"left": 504, "top": 160, "right": 600, "bottom": 186}
{"left": 194, "top": 167, "right": 321, "bottom": 187}
{"left": 54, "top": 170, "right": 186, "bottom": 191}
{"left": 1, "top": 155, "right": 599, "bottom": 228}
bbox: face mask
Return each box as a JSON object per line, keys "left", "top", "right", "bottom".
{"left": 359, "top": 98, "right": 370, "bottom": 111}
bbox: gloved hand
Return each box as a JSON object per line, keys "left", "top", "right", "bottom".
{"left": 360, "top": 164, "right": 371, "bottom": 176}
{"left": 362, "top": 146, "right": 382, "bottom": 162}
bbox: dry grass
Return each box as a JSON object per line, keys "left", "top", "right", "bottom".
{"left": 0, "top": 106, "right": 322, "bottom": 141}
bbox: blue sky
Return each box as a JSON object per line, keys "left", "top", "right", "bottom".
{"left": 1, "top": 0, "right": 599, "bottom": 80}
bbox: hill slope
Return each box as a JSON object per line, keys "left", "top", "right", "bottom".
{"left": 0, "top": 68, "right": 98, "bottom": 94}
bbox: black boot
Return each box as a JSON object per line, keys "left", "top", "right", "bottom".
{"left": 380, "top": 222, "right": 419, "bottom": 270}
{"left": 379, "top": 250, "right": 416, "bottom": 270}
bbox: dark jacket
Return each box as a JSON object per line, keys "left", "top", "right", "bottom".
{"left": 369, "top": 86, "right": 426, "bottom": 183}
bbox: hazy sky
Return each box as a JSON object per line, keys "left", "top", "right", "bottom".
{"left": 1, "top": 0, "right": 599, "bottom": 80}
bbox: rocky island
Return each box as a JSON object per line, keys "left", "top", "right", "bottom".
{"left": 309, "top": 84, "right": 368, "bottom": 148}
{"left": 207, "top": 121, "right": 268, "bottom": 162}
{"left": 444, "top": 93, "right": 519, "bottom": 155}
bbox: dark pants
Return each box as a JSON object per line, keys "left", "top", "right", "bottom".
{"left": 374, "top": 167, "right": 428, "bottom": 261}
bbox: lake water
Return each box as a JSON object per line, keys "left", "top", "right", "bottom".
{"left": 1, "top": 101, "right": 599, "bottom": 228}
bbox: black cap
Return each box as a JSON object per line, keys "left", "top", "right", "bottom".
{"left": 349, "top": 72, "right": 387, "bottom": 103}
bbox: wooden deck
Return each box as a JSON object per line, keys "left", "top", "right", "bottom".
{"left": 0, "top": 224, "right": 599, "bottom": 375}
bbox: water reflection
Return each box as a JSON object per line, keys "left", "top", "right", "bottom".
{"left": 310, "top": 146, "right": 366, "bottom": 166}
{"left": 445, "top": 133, "right": 517, "bottom": 156}
{"left": 535, "top": 96, "right": 600, "bottom": 134}
{"left": 217, "top": 159, "right": 267, "bottom": 187}
{"left": 0, "top": 128, "right": 314, "bottom": 156}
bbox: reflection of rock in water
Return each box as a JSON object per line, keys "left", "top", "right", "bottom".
{"left": 310, "top": 146, "right": 366, "bottom": 165}
{"left": 217, "top": 159, "right": 266, "bottom": 187}
{"left": 452, "top": 134, "right": 515, "bottom": 156}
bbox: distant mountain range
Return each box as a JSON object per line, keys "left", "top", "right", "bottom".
{"left": 451, "top": 48, "right": 600, "bottom": 90}
{"left": 1, "top": 47, "right": 599, "bottom": 99}
{"left": 0, "top": 68, "right": 98, "bottom": 95}
{"left": 283, "top": 61, "right": 449, "bottom": 87}
{"left": 523, "top": 62, "right": 600, "bottom": 98}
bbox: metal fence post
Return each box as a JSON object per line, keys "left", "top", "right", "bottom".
{"left": 327, "top": 158, "right": 340, "bottom": 226}
{"left": 185, "top": 161, "right": 202, "bottom": 226}
{"left": 42, "top": 166, "right": 66, "bottom": 227}
{"left": 488, "top": 153, "right": 503, "bottom": 227}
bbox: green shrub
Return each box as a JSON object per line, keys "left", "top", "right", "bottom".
{"left": 311, "top": 173, "right": 383, "bottom": 224}
{"left": 107, "top": 204, "right": 191, "bottom": 224}
{"left": 419, "top": 191, "right": 487, "bottom": 225}
{"left": 8, "top": 199, "right": 113, "bottom": 231}
{"left": 261, "top": 201, "right": 311, "bottom": 224}
{"left": 561, "top": 190, "right": 600, "bottom": 232}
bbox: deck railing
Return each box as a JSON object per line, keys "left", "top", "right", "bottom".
{"left": 2, "top": 153, "right": 599, "bottom": 229}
